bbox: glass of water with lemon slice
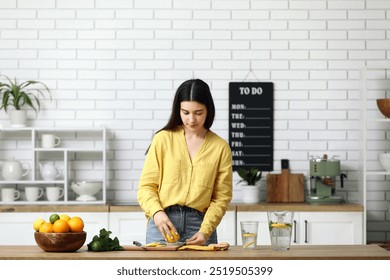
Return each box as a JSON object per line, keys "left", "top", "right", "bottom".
{"left": 267, "top": 211, "right": 294, "bottom": 251}
{"left": 240, "top": 221, "right": 258, "bottom": 249}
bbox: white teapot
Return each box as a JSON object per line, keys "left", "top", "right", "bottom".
{"left": 0, "top": 157, "right": 30, "bottom": 180}
{"left": 39, "top": 162, "right": 61, "bottom": 181}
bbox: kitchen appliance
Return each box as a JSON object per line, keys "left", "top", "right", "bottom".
{"left": 307, "top": 154, "right": 347, "bottom": 204}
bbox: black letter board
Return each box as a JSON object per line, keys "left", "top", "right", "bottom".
{"left": 229, "top": 82, "right": 274, "bottom": 172}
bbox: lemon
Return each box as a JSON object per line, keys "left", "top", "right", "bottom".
{"left": 59, "top": 214, "right": 71, "bottom": 222}
{"left": 49, "top": 214, "right": 60, "bottom": 224}
{"left": 165, "top": 229, "right": 180, "bottom": 243}
{"left": 33, "top": 218, "right": 45, "bottom": 232}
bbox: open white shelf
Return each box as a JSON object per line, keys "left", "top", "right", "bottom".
{"left": 0, "top": 126, "right": 107, "bottom": 205}
{"left": 360, "top": 67, "right": 390, "bottom": 244}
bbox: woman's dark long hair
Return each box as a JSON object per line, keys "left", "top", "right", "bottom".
{"left": 161, "top": 79, "right": 215, "bottom": 131}
{"left": 145, "top": 79, "right": 215, "bottom": 154}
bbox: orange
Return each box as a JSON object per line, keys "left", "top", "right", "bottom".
{"left": 39, "top": 222, "right": 54, "bottom": 233}
{"left": 53, "top": 219, "right": 70, "bottom": 233}
{"left": 68, "top": 217, "right": 84, "bottom": 232}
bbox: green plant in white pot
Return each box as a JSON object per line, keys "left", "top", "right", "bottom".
{"left": 0, "top": 75, "right": 51, "bottom": 127}
{"left": 237, "top": 167, "right": 263, "bottom": 204}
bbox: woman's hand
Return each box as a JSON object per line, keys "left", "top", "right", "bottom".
{"left": 186, "top": 231, "right": 207, "bottom": 245}
{"left": 153, "top": 210, "right": 178, "bottom": 241}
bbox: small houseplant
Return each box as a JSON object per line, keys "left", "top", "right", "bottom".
{"left": 0, "top": 75, "right": 51, "bottom": 127}
{"left": 237, "top": 167, "right": 262, "bottom": 204}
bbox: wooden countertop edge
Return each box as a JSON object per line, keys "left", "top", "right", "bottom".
{"left": 2, "top": 256, "right": 389, "bottom": 260}
{"left": 0, "top": 203, "right": 363, "bottom": 213}
{"left": 0, "top": 245, "right": 388, "bottom": 260}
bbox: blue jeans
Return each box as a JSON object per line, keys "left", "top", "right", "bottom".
{"left": 146, "top": 205, "right": 217, "bottom": 245}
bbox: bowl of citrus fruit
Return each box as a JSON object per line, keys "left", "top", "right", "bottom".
{"left": 33, "top": 213, "right": 86, "bottom": 252}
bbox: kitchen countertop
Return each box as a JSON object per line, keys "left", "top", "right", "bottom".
{"left": 0, "top": 245, "right": 388, "bottom": 260}
{"left": 0, "top": 202, "right": 363, "bottom": 212}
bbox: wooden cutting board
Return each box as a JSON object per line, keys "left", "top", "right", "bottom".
{"left": 122, "top": 245, "right": 183, "bottom": 251}
{"left": 266, "top": 159, "right": 304, "bottom": 203}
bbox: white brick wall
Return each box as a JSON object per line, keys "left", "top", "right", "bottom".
{"left": 0, "top": 0, "right": 389, "bottom": 242}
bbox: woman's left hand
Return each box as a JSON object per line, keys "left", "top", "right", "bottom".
{"left": 186, "top": 231, "right": 207, "bottom": 245}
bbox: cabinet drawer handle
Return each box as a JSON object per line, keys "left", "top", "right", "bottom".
{"left": 304, "top": 220, "right": 308, "bottom": 243}
{"left": 293, "top": 220, "right": 297, "bottom": 243}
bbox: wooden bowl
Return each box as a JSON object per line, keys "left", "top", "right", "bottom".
{"left": 34, "top": 231, "right": 86, "bottom": 252}
{"left": 376, "top": 99, "right": 390, "bottom": 118}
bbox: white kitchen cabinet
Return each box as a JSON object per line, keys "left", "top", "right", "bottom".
{"left": 295, "top": 212, "right": 363, "bottom": 245}
{"left": 0, "top": 127, "right": 107, "bottom": 205}
{"left": 0, "top": 212, "right": 109, "bottom": 245}
{"left": 237, "top": 211, "right": 363, "bottom": 246}
{"left": 108, "top": 210, "right": 236, "bottom": 246}
{"left": 0, "top": 206, "right": 363, "bottom": 246}
{"left": 109, "top": 212, "right": 148, "bottom": 245}
{"left": 216, "top": 210, "right": 236, "bottom": 244}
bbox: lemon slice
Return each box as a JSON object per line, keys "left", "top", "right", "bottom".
{"left": 243, "top": 241, "right": 256, "bottom": 248}
{"left": 271, "top": 223, "right": 287, "bottom": 228}
{"left": 242, "top": 233, "right": 257, "bottom": 237}
{"left": 144, "top": 242, "right": 166, "bottom": 247}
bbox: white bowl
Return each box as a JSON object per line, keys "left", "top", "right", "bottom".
{"left": 71, "top": 181, "right": 102, "bottom": 201}
{"left": 379, "top": 153, "right": 390, "bottom": 171}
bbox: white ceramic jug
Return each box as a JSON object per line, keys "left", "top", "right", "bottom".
{"left": 0, "top": 157, "right": 30, "bottom": 180}
{"left": 39, "top": 162, "right": 61, "bottom": 181}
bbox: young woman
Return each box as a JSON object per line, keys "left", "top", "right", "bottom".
{"left": 137, "top": 79, "right": 232, "bottom": 246}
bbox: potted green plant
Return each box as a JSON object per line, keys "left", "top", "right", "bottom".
{"left": 237, "top": 167, "right": 262, "bottom": 204}
{"left": 0, "top": 75, "right": 51, "bottom": 127}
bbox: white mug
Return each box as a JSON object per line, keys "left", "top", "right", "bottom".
{"left": 25, "top": 187, "right": 44, "bottom": 202}
{"left": 41, "top": 134, "right": 61, "bottom": 148}
{"left": 46, "top": 187, "right": 64, "bottom": 201}
{"left": 1, "top": 188, "right": 21, "bottom": 202}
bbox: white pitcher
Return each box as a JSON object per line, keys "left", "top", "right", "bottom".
{"left": 0, "top": 157, "right": 30, "bottom": 180}
{"left": 39, "top": 162, "right": 61, "bottom": 181}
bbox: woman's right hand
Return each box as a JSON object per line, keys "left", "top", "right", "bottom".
{"left": 153, "top": 210, "right": 178, "bottom": 241}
